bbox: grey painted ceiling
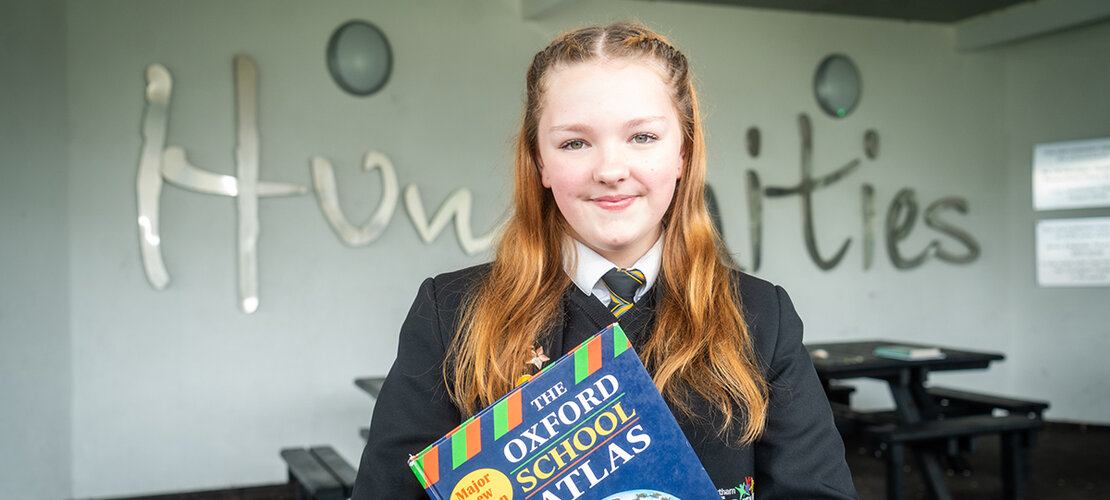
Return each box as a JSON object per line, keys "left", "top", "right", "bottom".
{"left": 648, "top": 0, "right": 1032, "bottom": 23}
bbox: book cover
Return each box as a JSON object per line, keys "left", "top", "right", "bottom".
{"left": 407, "top": 323, "right": 719, "bottom": 500}
{"left": 874, "top": 345, "right": 945, "bottom": 360}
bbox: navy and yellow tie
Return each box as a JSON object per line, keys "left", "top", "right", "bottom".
{"left": 602, "top": 268, "right": 645, "bottom": 318}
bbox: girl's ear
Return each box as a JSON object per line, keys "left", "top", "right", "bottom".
{"left": 537, "top": 157, "right": 552, "bottom": 188}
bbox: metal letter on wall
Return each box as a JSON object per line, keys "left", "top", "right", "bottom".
{"left": 885, "top": 188, "right": 931, "bottom": 269}
{"left": 763, "top": 114, "right": 860, "bottom": 270}
{"left": 924, "top": 197, "right": 980, "bottom": 264}
{"left": 137, "top": 64, "right": 172, "bottom": 290}
{"left": 403, "top": 186, "right": 498, "bottom": 255}
{"left": 884, "top": 189, "right": 979, "bottom": 269}
{"left": 861, "top": 183, "right": 876, "bottom": 270}
{"left": 745, "top": 170, "right": 763, "bottom": 271}
{"left": 311, "top": 152, "right": 399, "bottom": 246}
{"left": 136, "top": 55, "right": 307, "bottom": 313}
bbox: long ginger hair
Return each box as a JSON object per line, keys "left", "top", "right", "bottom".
{"left": 448, "top": 22, "right": 768, "bottom": 444}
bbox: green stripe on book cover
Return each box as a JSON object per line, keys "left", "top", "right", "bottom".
{"left": 410, "top": 461, "right": 427, "bottom": 489}
{"left": 613, "top": 323, "right": 630, "bottom": 358}
{"left": 493, "top": 390, "right": 523, "bottom": 440}
{"left": 451, "top": 416, "right": 482, "bottom": 469}
{"left": 411, "top": 444, "right": 439, "bottom": 488}
{"left": 574, "top": 334, "right": 603, "bottom": 384}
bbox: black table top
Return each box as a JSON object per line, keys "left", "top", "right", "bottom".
{"left": 806, "top": 339, "right": 1004, "bottom": 380}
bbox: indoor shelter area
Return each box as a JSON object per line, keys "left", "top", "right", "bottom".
{"left": 2, "top": 1, "right": 1109, "bottom": 499}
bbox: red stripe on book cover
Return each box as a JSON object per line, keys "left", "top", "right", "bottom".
{"left": 587, "top": 335, "right": 602, "bottom": 375}
{"left": 508, "top": 390, "right": 523, "bottom": 430}
{"left": 466, "top": 416, "right": 481, "bottom": 460}
{"left": 423, "top": 445, "right": 439, "bottom": 486}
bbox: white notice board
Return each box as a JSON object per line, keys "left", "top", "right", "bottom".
{"left": 1033, "top": 137, "right": 1110, "bottom": 210}
{"left": 1036, "top": 217, "right": 1110, "bottom": 287}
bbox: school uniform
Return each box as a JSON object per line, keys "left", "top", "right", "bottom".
{"left": 350, "top": 243, "right": 857, "bottom": 499}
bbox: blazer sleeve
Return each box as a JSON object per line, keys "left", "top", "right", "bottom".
{"left": 350, "top": 277, "right": 463, "bottom": 500}
{"left": 754, "top": 285, "right": 859, "bottom": 499}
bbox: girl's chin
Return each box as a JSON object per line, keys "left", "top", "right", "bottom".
{"left": 585, "top": 234, "right": 658, "bottom": 260}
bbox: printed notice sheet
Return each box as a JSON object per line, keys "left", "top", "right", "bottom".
{"left": 1036, "top": 217, "right": 1110, "bottom": 287}
{"left": 1030, "top": 136, "right": 1110, "bottom": 211}
{"left": 1033, "top": 137, "right": 1110, "bottom": 211}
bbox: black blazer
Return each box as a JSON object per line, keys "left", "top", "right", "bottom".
{"left": 351, "top": 265, "right": 858, "bottom": 499}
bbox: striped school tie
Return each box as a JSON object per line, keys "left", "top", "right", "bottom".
{"left": 602, "top": 267, "right": 645, "bottom": 318}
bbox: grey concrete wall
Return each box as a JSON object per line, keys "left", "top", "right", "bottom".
{"left": 65, "top": 1, "right": 528, "bottom": 496}
{"left": 0, "top": 0, "right": 1104, "bottom": 497}
{"left": 1000, "top": 20, "right": 1110, "bottom": 423}
{"left": 0, "top": 1, "right": 73, "bottom": 498}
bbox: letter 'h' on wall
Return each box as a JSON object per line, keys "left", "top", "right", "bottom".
{"left": 137, "top": 55, "right": 306, "bottom": 313}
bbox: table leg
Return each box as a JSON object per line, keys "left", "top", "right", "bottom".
{"left": 944, "top": 450, "right": 972, "bottom": 476}
{"left": 1001, "top": 431, "right": 1028, "bottom": 500}
{"left": 886, "top": 442, "right": 906, "bottom": 500}
{"left": 908, "top": 368, "right": 942, "bottom": 420}
{"left": 887, "top": 376, "right": 922, "bottom": 424}
{"left": 885, "top": 370, "right": 954, "bottom": 500}
{"left": 914, "top": 449, "right": 953, "bottom": 500}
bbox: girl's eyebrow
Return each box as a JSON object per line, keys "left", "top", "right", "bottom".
{"left": 548, "top": 116, "right": 669, "bottom": 133}
{"left": 548, "top": 123, "right": 593, "bottom": 134}
{"left": 625, "top": 116, "right": 668, "bottom": 128}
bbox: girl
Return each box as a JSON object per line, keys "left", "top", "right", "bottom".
{"left": 351, "top": 23, "right": 857, "bottom": 499}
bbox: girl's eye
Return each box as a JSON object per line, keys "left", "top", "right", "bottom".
{"left": 631, "top": 133, "right": 657, "bottom": 144}
{"left": 560, "top": 139, "right": 586, "bottom": 151}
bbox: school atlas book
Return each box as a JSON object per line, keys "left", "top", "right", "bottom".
{"left": 408, "top": 323, "right": 720, "bottom": 500}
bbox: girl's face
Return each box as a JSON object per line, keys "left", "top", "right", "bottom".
{"left": 537, "top": 60, "right": 684, "bottom": 267}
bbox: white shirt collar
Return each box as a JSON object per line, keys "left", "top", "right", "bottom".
{"left": 564, "top": 234, "right": 663, "bottom": 306}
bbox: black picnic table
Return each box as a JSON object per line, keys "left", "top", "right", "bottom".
{"left": 807, "top": 340, "right": 1046, "bottom": 500}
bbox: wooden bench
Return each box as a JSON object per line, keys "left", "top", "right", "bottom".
{"left": 281, "top": 446, "right": 357, "bottom": 500}
{"left": 927, "top": 386, "right": 1049, "bottom": 419}
{"left": 823, "top": 382, "right": 870, "bottom": 434}
{"left": 866, "top": 414, "right": 1045, "bottom": 500}
{"left": 927, "top": 386, "right": 1050, "bottom": 474}
{"left": 826, "top": 382, "right": 856, "bottom": 405}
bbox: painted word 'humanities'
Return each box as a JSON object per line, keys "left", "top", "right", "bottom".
{"left": 135, "top": 55, "right": 979, "bottom": 313}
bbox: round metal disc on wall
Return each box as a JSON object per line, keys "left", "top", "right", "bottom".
{"left": 327, "top": 20, "right": 392, "bottom": 96}
{"left": 813, "top": 54, "right": 862, "bottom": 118}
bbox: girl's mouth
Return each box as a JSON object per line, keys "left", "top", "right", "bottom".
{"left": 592, "top": 195, "right": 636, "bottom": 210}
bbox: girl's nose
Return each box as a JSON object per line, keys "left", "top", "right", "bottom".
{"left": 593, "top": 147, "right": 629, "bottom": 184}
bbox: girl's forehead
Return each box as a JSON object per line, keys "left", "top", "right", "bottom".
{"left": 534, "top": 58, "right": 682, "bottom": 134}
{"left": 543, "top": 57, "right": 670, "bottom": 89}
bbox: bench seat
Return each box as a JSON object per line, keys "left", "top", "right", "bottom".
{"left": 927, "top": 386, "right": 1049, "bottom": 419}
{"left": 281, "top": 446, "right": 356, "bottom": 500}
{"left": 867, "top": 413, "right": 1043, "bottom": 445}
{"left": 865, "top": 414, "right": 1044, "bottom": 500}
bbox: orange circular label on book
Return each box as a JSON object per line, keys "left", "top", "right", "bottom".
{"left": 451, "top": 468, "right": 512, "bottom": 500}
